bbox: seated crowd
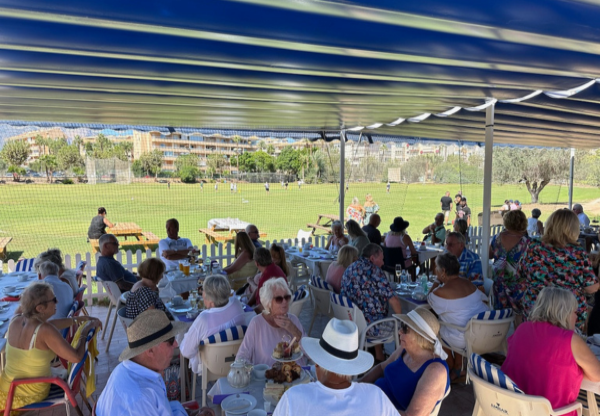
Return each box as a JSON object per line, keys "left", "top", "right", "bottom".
{"left": 6, "top": 204, "right": 600, "bottom": 416}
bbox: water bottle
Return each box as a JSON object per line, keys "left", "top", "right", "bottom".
{"left": 421, "top": 274, "right": 428, "bottom": 294}
{"left": 401, "top": 270, "right": 408, "bottom": 289}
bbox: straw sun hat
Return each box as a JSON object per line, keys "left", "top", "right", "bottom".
{"left": 119, "top": 309, "right": 187, "bottom": 362}
{"left": 301, "top": 318, "right": 374, "bottom": 376}
{"left": 393, "top": 307, "right": 448, "bottom": 360}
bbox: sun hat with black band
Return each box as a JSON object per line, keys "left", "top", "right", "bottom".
{"left": 119, "top": 309, "right": 188, "bottom": 362}
{"left": 301, "top": 318, "right": 374, "bottom": 376}
{"left": 393, "top": 308, "right": 448, "bottom": 360}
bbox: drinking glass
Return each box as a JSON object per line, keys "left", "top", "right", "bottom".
{"left": 395, "top": 265, "right": 402, "bottom": 284}
{"left": 401, "top": 270, "right": 409, "bottom": 290}
{"left": 190, "top": 296, "right": 197, "bottom": 310}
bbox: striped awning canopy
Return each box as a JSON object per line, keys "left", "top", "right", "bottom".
{"left": 2, "top": 0, "right": 600, "bottom": 147}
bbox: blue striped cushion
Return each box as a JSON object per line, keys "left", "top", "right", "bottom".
{"left": 292, "top": 286, "right": 307, "bottom": 302}
{"left": 329, "top": 292, "right": 354, "bottom": 308}
{"left": 21, "top": 384, "right": 65, "bottom": 409}
{"left": 474, "top": 309, "right": 513, "bottom": 320}
{"left": 16, "top": 258, "right": 35, "bottom": 272}
{"left": 310, "top": 275, "right": 332, "bottom": 291}
{"left": 200, "top": 325, "right": 247, "bottom": 346}
{"left": 470, "top": 353, "right": 523, "bottom": 393}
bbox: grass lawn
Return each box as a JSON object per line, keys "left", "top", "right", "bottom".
{"left": 1, "top": 180, "right": 597, "bottom": 266}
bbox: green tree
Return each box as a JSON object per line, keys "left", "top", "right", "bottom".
{"left": 131, "top": 160, "right": 145, "bottom": 178}
{"left": 38, "top": 154, "right": 58, "bottom": 183}
{"left": 178, "top": 165, "right": 199, "bottom": 183}
{"left": 72, "top": 166, "right": 86, "bottom": 182}
{"left": 1, "top": 140, "right": 30, "bottom": 181}
{"left": 206, "top": 154, "right": 228, "bottom": 176}
{"left": 175, "top": 154, "right": 200, "bottom": 171}
{"left": 90, "top": 134, "right": 114, "bottom": 159}
{"left": 139, "top": 150, "right": 164, "bottom": 179}
{"left": 266, "top": 144, "right": 275, "bottom": 155}
{"left": 7, "top": 165, "right": 26, "bottom": 181}
{"left": 276, "top": 147, "right": 303, "bottom": 175}
{"left": 253, "top": 151, "right": 276, "bottom": 172}
{"left": 57, "top": 144, "right": 84, "bottom": 173}
{"left": 493, "top": 147, "right": 569, "bottom": 203}
{"left": 237, "top": 152, "right": 256, "bottom": 172}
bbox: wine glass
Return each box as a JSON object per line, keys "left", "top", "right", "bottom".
{"left": 395, "top": 265, "right": 402, "bottom": 284}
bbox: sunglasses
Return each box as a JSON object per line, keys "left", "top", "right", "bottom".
{"left": 400, "top": 322, "right": 410, "bottom": 334}
{"left": 165, "top": 337, "right": 175, "bottom": 346}
{"left": 37, "top": 297, "right": 58, "bottom": 307}
{"left": 273, "top": 294, "right": 292, "bottom": 304}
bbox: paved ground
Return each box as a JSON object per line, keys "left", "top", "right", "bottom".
{"left": 30, "top": 303, "right": 474, "bottom": 416}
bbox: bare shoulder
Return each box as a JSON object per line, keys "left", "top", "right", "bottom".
{"left": 422, "top": 361, "right": 448, "bottom": 381}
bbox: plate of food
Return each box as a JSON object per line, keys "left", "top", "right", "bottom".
{"left": 271, "top": 340, "right": 303, "bottom": 362}
{"left": 221, "top": 393, "right": 257, "bottom": 415}
{"left": 265, "top": 362, "right": 307, "bottom": 385}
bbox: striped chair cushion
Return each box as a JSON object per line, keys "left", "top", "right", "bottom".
{"left": 329, "top": 292, "right": 354, "bottom": 308}
{"left": 21, "top": 384, "right": 65, "bottom": 409}
{"left": 292, "top": 285, "right": 307, "bottom": 302}
{"left": 474, "top": 309, "right": 513, "bottom": 320}
{"left": 470, "top": 353, "right": 523, "bottom": 393}
{"left": 15, "top": 258, "right": 35, "bottom": 272}
{"left": 200, "top": 325, "right": 247, "bottom": 346}
{"left": 310, "top": 275, "right": 332, "bottom": 291}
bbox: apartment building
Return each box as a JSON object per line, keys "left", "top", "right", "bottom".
{"left": 4, "top": 127, "right": 65, "bottom": 164}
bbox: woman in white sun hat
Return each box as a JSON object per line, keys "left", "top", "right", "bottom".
{"left": 362, "top": 307, "right": 450, "bottom": 414}
{"left": 273, "top": 318, "right": 399, "bottom": 416}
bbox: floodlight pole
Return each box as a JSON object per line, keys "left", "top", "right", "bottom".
{"left": 340, "top": 130, "right": 346, "bottom": 223}
{"left": 481, "top": 104, "right": 495, "bottom": 280}
{"left": 568, "top": 148, "right": 575, "bottom": 209}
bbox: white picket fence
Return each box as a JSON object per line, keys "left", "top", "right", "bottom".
{"left": 5, "top": 236, "right": 328, "bottom": 304}
{"left": 467, "top": 225, "right": 503, "bottom": 255}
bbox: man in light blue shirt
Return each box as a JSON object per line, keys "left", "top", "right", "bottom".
{"left": 96, "top": 310, "right": 214, "bottom": 416}
{"left": 445, "top": 232, "right": 483, "bottom": 288}
{"left": 573, "top": 204, "right": 590, "bottom": 228}
{"left": 38, "top": 261, "right": 72, "bottom": 319}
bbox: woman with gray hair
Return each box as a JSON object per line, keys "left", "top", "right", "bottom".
{"left": 179, "top": 275, "right": 246, "bottom": 374}
{"left": 0, "top": 282, "right": 101, "bottom": 410}
{"left": 33, "top": 248, "right": 79, "bottom": 295}
{"left": 345, "top": 219, "right": 370, "bottom": 256}
{"left": 324, "top": 220, "right": 349, "bottom": 253}
{"left": 237, "top": 278, "right": 306, "bottom": 366}
{"left": 427, "top": 253, "right": 488, "bottom": 383}
{"left": 501, "top": 286, "right": 600, "bottom": 413}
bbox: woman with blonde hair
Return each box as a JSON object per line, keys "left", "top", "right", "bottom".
{"left": 346, "top": 197, "right": 366, "bottom": 226}
{"left": 363, "top": 194, "right": 380, "bottom": 225}
{"left": 489, "top": 210, "right": 530, "bottom": 312}
{"left": 502, "top": 287, "right": 600, "bottom": 415}
{"left": 517, "top": 209, "right": 598, "bottom": 330}
{"left": 324, "top": 221, "right": 349, "bottom": 252}
{"left": 345, "top": 219, "right": 370, "bottom": 256}
{"left": 0, "top": 282, "right": 101, "bottom": 411}
{"left": 325, "top": 245, "right": 359, "bottom": 293}
{"left": 224, "top": 231, "right": 258, "bottom": 290}
{"left": 125, "top": 257, "right": 172, "bottom": 320}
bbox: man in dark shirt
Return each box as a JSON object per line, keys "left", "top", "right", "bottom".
{"left": 457, "top": 198, "right": 472, "bottom": 226}
{"left": 440, "top": 192, "right": 453, "bottom": 226}
{"left": 96, "top": 234, "right": 139, "bottom": 292}
{"left": 362, "top": 214, "right": 382, "bottom": 245}
{"left": 248, "top": 248, "right": 286, "bottom": 310}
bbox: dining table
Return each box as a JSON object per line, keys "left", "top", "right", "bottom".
{"left": 158, "top": 266, "right": 206, "bottom": 299}
{"left": 285, "top": 247, "right": 336, "bottom": 277}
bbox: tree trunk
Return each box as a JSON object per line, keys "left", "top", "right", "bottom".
{"left": 524, "top": 178, "right": 550, "bottom": 204}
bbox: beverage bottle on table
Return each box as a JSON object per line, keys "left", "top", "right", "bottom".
{"left": 421, "top": 274, "right": 428, "bottom": 294}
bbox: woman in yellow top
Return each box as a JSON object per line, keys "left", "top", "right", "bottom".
{"left": 224, "top": 231, "right": 258, "bottom": 291}
{"left": 0, "top": 282, "right": 102, "bottom": 411}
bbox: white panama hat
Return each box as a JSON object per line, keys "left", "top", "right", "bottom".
{"left": 301, "top": 318, "right": 374, "bottom": 376}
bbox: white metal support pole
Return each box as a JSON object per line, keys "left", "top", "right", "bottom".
{"left": 481, "top": 104, "right": 495, "bottom": 279}
{"left": 568, "top": 148, "right": 575, "bottom": 210}
{"left": 339, "top": 130, "right": 346, "bottom": 222}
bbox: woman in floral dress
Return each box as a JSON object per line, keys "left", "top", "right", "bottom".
{"left": 516, "top": 209, "right": 598, "bottom": 331}
{"left": 489, "top": 210, "right": 530, "bottom": 311}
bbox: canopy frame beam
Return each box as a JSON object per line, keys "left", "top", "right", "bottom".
{"left": 481, "top": 104, "right": 494, "bottom": 280}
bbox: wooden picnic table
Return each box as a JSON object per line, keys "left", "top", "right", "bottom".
{"left": 90, "top": 222, "right": 160, "bottom": 252}
{"left": 199, "top": 224, "right": 267, "bottom": 245}
{"left": 307, "top": 214, "right": 347, "bottom": 235}
{"left": 0, "top": 237, "right": 12, "bottom": 259}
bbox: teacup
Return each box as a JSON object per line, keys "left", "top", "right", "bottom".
{"left": 434, "top": 242, "right": 441, "bottom": 248}
{"left": 17, "top": 274, "right": 28, "bottom": 282}
{"left": 172, "top": 295, "right": 184, "bottom": 306}
{"left": 253, "top": 364, "right": 269, "bottom": 380}
{"left": 3, "top": 286, "right": 16, "bottom": 294}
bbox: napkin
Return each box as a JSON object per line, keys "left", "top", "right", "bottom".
{"left": 0, "top": 296, "right": 19, "bottom": 302}
{"left": 177, "top": 314, "right": 195, "bottom": 323}
{"left": 213, "top": 392, "right": 250, "bottom": 405}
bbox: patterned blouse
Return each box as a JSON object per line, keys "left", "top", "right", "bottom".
{"left": 125, "top": 286, "right": 173, "bottom": 320}
{"left": 340, "top": 257, "right": 394, "bottom": 325}
{"left": 516, "top": 239, "right": 598, "bottom": 330}
{"left": 490, "top": 233, "right": 530, "bottom": 311}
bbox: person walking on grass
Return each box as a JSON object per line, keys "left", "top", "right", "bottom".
{"left": 386, "top": 181, "right": 391, "bottom": 193}
{"left": 265, "top": 182, "right": 270, "bottom": 194}
{"left": 441, "top": 191, "right": 453, "bottom": 226}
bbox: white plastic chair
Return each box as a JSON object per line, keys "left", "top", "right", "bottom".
{"left": 307, "top": 276, "right": 334, "bottom": 336}
{"left": 116, "top": 306, "right": 134, "bottom": 331}
{"left": 329, "top": 292, "right": 399, "bottom": 351}
{"left": 99, "top": 280, "right": 123, "bottom": 352}
{"left": 296, "top": 229, "right": 313, "bottom": 245}
{"left": 289, "top": 286, "right": 309, "bottom": 317}
{"left": 190, "top": 325, "right": 247, "bottom": 406}
{"left": 439, "top": 309, "right": 514, "bottom": 369}
{"left": 430, "top": 387, "right": 451, "bottom": 416}
{"left": 288, "top": 261, "right": 310, "bottom": 292}
{"left": 469, "top": 354, "right": 582, "bottom": 416}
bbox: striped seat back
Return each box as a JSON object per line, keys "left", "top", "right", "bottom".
{"left": 469, "top": 353, "right": 523, "bottom": 393}
{"left": 310, "top": 275, "right": 332, "bottom": 291}
{"left": 200, "top": 325, "right": 247, "bottom": 346}
{"left": 16, "top": 258, "right": 35, "bottom": 272}
{"left": 473, "top": 309, "right": 513, "bottom": 321}
{"left": 329, "top": 292, "right": 354, "bottom": 308}
{"left": 68, "top": 328, "right": 96, "bottom": 391}
{"left": 292, "top": 285, "right": 308, "bottom": 302}
{"left": 329, "top": 292, "right": 356, "bottom": 323}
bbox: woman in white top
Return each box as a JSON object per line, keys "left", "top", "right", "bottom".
{"left": 427, "top": 253, "right": 488, "bottom": 383}
{"left": 237, "top": 278, "right": 306, "bottom": 366}
{"left": 179, "top": 275, "right": 246, "bottom": 374}
{"left": 384, "top": 217, "right": 417, "bottom": 268}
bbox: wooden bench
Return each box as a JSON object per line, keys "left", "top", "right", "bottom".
{"left": 306, "top": 223, "right": 332, "bottom": 233}
{"left": 199, "top": 228, "right": 230, "bottom": 245}
{"left": 0, "top": 237, "right": 12, "bottom": 259}
{"left": 90, "top": 232, "right": 160, "bottom": 253}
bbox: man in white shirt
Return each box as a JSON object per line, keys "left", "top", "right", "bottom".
{"left": 158, "top": 218, "right": 193, "bottom": 270}
{"left": 38, "top": 261, "right": 73, "bottom": 319}
{"left": 573, "top": 204, "right": 590, "bottom": 227}
{"left": 96, "top": 309, "right": 214, "bottom": 416}
{"left": 273, "top": 318, "right": 399, "bottom": 416}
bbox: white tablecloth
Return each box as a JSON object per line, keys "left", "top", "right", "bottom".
{"left": 286, "top": 249, "right": 335, "bottom": 277}
{"left": 208, "top": 218, "right": 250, "bottom": 232}
{"left": 208, "top": 377, "right": 269, "bottom": 416}
{"left": 417, "top": 246, "right": 444, "bottom": 264}
{"left": 159, "top": 271, "right": 203, "bottom": 299}
{"left": 0, "top": 271, "right": 37, "bottom": 340}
